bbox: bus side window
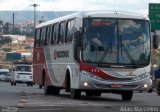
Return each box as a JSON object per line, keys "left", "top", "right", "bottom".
{"left": 45, "top": 25, "right": 52, "bottom": 46}
{"left": 48, "top": 25, "right": 53, "bottom": 45}
{"left": 44, "top": 26, "right": 48, "bottom": 46}
{"left": 39, "top": 28, "right": 42, "bottom": 47}
{"left": 40, "top": 27, "right": 46, "bottom": 46}
{"left": 58, "top": 21, "right": 66, "bottom": 44}
{"left": 51, "top": 24, "right": 54, "bottom": 45}
{"left": 35, "top": 28, "right": 41, "bottom": 47}
{"left": 53, "top": 23, "right": 59, "bottom": 44}
{"left": 66, "top": 19, "right": 74, "bottom": 43}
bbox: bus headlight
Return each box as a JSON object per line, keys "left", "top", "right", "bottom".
{"left": 83, "top": 82, "right": 88, "bottom": 86}
{"left": 82, "top": 71, "right": 103, "bottom": 81}
{"left": 144, "top": 84, "right": 148, "bottom": 88}
{"left": 133, "top": 73, "right": 149, "bottom": 81}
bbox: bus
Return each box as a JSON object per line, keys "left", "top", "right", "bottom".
{"left": 33, "top": 11, "right": 157, "bottom": 100}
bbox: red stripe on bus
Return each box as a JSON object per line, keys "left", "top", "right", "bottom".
{"left": 80, "top": 62, "right": 115, "bottom": 78}
{"left": 33, "top": 48, "right": 53, "bottom": 86}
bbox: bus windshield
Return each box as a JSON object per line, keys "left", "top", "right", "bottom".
{"left": 82, "top": 18, "right": 150, "bottom": 67}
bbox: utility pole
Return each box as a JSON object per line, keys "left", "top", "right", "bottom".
{"left": 12, "top": 13, "right": 14, "bottom": 34}
{"left": 0, "top": 20, "right": 3, "bottom": 38}
{"left": 30, "top": 4, "right": 39, "bottom": 34}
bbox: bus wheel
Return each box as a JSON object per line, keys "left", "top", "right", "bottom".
{"left": 94, "top": 92, "right": 101, "bottom": 97}
{"left": 148, "top": 88, "right": 153, "bottom": 93}
{"left": 71, "top": 89, "right": 81, "bottom": 99}
{"left": 157, "top": 91, "right": 160, "bottom": 96}
{"left": 44, "top": 79, "right": 52, "bottom": 95}
{"left": 157, "top": 87, "right": 160, "bottom": 96}
{"left": 52, "top": 87, "right": 60, "bottom": 95}
{"left": 157, "top": 84, "right": 160, "bottom": 96}
{"left": 39, "top": 85, "right": 43, "bottom": 89}
{"left": 30, "top": 83, "right": 33, "bottom": 86}
{"left": 86, "top": 91, "right": 94, "bottom": 96}
{"left": 44, "top": 85, "right": 52, "bottom": 95}
{"left": 121, "top": 91, "right": 133, "bottom": 101}
{"left": 27, "top": 83, "right": 30, "bottom": 86}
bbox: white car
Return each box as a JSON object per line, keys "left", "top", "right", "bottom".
{"left": 0, "top": 74, "right": 6, "bottom": 81}
{"left": 5, "top": 73, "right": 12, "bottom": 82}
{"left": 0, "top": 69, "right": 9, "bottom": 81}
{"left": 11, "top": 64, "right": 33, "bottom": 86}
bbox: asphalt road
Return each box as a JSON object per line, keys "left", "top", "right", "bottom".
{"left": 0, "top": 81, "right": 160, "bottom": 112}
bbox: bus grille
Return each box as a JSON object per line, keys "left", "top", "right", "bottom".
{"left": 95, "top": 84, "right": 138, "bottom": 89}
{"left": 104, "top": 78, "right": 133, "bottom": 82}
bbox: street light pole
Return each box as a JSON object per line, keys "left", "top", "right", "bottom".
{"left": 30, "top": 4, "right": 39, "bottom": 32}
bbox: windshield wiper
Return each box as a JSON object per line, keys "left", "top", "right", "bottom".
{"left": 119, "top": 36, "right": 138, "bottom": 68}
{"left": 97, "top": 43, "right": 112, "bottom": 66}
{"left": 121, "top": 45, "right": 138, "bottom": 67}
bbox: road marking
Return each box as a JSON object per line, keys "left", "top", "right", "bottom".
{"left": 18, "top": 91, "right": 27, "bottom": 109}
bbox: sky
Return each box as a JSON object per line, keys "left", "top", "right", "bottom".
{"left": 0, "top": 0, "right": 160, "bottom": 16}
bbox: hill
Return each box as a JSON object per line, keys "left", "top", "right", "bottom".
{"left": 0, "top": 11, "right": 75, "bottom": 23}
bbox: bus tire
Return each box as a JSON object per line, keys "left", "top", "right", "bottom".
{"left": 30, "top": 83, "right": 33, "bottom": 86}
{"left": 86, "top": 91, "right": 94, "bottom": 96}
{"left": 52, "top": 87, "right": 60, "bottom": 95}
{"left": 44, "top": 85, "right": 52, "bottom": 95}
{"left": 157, "top": 83, "right": 160, "bottom": 96}
{"left": 148, "top": 89, "right": 152, "bottom": 93}
{"left": 157, "top": 91, "right": 160, "bottom": 96}
{"left": 43, "top": 75, "right": 52, "bottom": 95}
{"left": 121, "top": 91, "right": 133, "bottom": 101}
{"left": 94, "top": 92, "right": 101, "bottom": 97}
{"left": 27, "top": 83, "right": 30, "bottom": 86}
{"left": 71, "top": 89, "right": 81, "bottom": 99}
{"left": 39, "top": 85, "right": 43, "bottom": 89}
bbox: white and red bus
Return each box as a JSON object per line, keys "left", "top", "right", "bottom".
{"left": 33, "top": 11, "right": 156, "bottom": 100}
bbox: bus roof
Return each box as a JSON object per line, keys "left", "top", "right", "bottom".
{"left": 36, "top": 10, "right": 149, "bottom": 28}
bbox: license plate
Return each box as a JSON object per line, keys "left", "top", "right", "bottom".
{"left": 111, "top": 84, "right": 123, "bottom": 88}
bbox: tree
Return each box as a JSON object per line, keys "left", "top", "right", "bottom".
{"left": 0, "top": 36, "right": 12, "bottom": 45}
{"left": 152, "top": 49, "right": 160, "bottom": 65}
{"left": 3, "top": 22, "right": 12, "bottom": 34}
{"left": 1, "top": 48, "right": 12, "bottom": 52}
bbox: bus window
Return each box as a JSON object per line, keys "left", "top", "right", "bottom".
{"left": 44, "top": 26, "right": 48, "bottom": 46}
{"left": 66, "top": 19, "right": 74, "bottom": 43}
{"left": 46, "top": 25, "right": 52, "bottom": 45}
{"left": 35, "top": 28, "right": 41, "bottom": 47}
{"left": 53, "top": 23, "right": 59, "bottom": 44}
{"left": 40, "top": 27, "right": 46, "bottom": 46}
{"left": 59, "top": 21, "right": 66, "bottom": 44}
{"left": 51, "top": 24, "right": 54, "bottom": 45}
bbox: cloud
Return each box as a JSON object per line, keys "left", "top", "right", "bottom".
{"left": 0, "top": 0, "right": 30, "bottom": 10}
{"left": 34, "top": 0, "right": 87, "bottom": 11}
{"left": 0, "top": 0, "right": 160, "bottom": 16}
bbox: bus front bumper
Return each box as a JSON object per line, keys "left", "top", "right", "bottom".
{"left": 79, "top": 72, "right": 150, "bottom": 92}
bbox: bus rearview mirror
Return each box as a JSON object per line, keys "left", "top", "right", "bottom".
{"left": 153, "top": 35, "right": 158, "bottom": 49}
{"left": 75, "top": 31, "right": 82, "bottom": 47}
